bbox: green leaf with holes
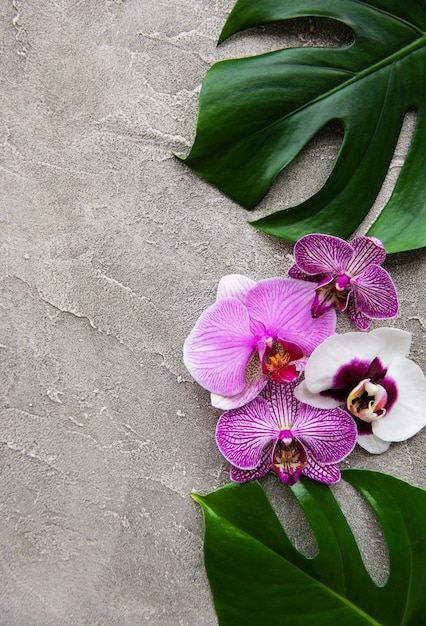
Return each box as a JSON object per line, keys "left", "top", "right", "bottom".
{"left": 193, "top": 470, "right": 426, "bottom": 625}
{"left": 180, "top": 0, "right": 426, "bottom": 252}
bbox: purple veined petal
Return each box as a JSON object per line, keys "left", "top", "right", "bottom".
{"left": 356, "top": 433, "right": 391, "bottom": 454}
{"left": 216, "top": 274, "right": 256, "bottom": 302}
{"left": 216, "top": 397, "right": 280, "bottom": 470}
{"left": 351, "top": 265, "right": 399, "bottom": 319}
{"left": 292, "top": 404, "right": 357, "bottom": 463}
{"left": 183, "top": 298, "right": 255, "bottom": 396}
{"left": 230, "top": 445, "right": 272, "bottom": 482}
{"left": 287, "top": 265, "right": 324, "bottom": 283}
{"left": 260, "top": 380, "right": 299, "bottom": 429}
{"left": 372, "top": 327, "right": 412, "bottom": 365}
{"left": 345, "top": 294, "right": 372, "bottom": 330}
{"left": 303, "top": 332, "right": 383, "bottom": 394}
{"left": 293, "top": 234, "right": 353, "bottom": 275}
{"left": 294, "top": 380, "right": 342, "bottom": 409}
{"left": 245, "top": 278, "right": 336, "bottom": 355}
{"left": 273, "top": 438, "right": 308, "bottom": 485}
{"left": 372, "top": 357, "right": 426, "bottom": 442}
{"left": 346, "top": 237, "right": 386, "bottom": 275}
{"left": 303, "top": 457, "right": 341, "bottom": 484}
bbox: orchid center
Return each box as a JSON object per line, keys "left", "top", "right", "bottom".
{"left": 271, "top": 433, "right": 307, "bottom": 485}
{"left": 347, "top": 378, "right": 388, "bottom": 422}
{"left": 312, "top": 274, "right": 351, "bottom": 317}
{"left": 261, "top": 339, "right": 303, "bottom": 384}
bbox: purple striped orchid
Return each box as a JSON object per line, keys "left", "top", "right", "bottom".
{"left": 295, "top": 328, "right": 426, "bottom": 453}
{"left": 288, "top": 234, "right": 399, "bottom": 330}
{"left": 216, "top": 380, "right": 357, "bottom": 485}
{"left": 183, "top": 274, "right": 336, "bottom": 410}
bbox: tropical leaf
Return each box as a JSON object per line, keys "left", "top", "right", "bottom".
{"left": 181, "top": 0, "right": 426, "bottom": 253}
{"left": 193, "top": 470, "right": 426, "bottom": 625}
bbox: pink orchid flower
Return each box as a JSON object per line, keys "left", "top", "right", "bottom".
{"left": 216, "top": 380, "right": 357, "bottom": 485}
{"left": 295, "top": 328, "right": 426, "bottom": 453}
{"left": 183, "top": 274, "right": 336, "bottom": 410}
{"left": 288, "top": 234, "right": 399, "bottom": 330}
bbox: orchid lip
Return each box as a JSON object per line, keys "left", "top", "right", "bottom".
{"left": 271, "top": 437, "right": 307, "bottom": 485}
{"left": 261, "top": 338, "right": 303, "bottom": 383}
{"left": 347, "top": 378, "right": 388, "bottom": 422}
{"left": 312, "top": 277, "right": 351, "bottom": 317}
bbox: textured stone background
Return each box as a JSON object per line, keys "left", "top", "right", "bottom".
{"left": 1, "top": 1, "right": 426, "bottom": 624}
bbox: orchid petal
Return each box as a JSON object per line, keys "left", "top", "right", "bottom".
{"left": 216, "top": 274, "right": 256, "bottom": 302}
{"left": 230, "top": 446, "right": 271, "bottom": 482}
{"left": 287, "top": 265, "right": 323, "bottom": 283}
{"left": 356, "top": 433, "right": 391, "bottom": 454}
{"left": 260, "top": 380, "right": 299, "bottom": 429}
{"left": 352, "top": 266, "right": 399, "bottom": 319}
{"left": 303, "top": 332, "right": 383, "bottom": 393}
{"left": 346, "top": 237, "right": 386, "bottom": 275}
{"left": 216, "top": 397, "right": 280, "bottom": 470}
{"left": 211, "top": 371, "right": 267, "bottom": 410}
{"left": 303, "top": 458, "right": 341, "bottom": 483}
{"left": 346, "top": 295, "right": 372, "bottom": 330}
{"left": 183, "top": 298, "right": 255, "bottom": 396}
{"left": 293, "top": 234, "right": 353, "bottom": 275}
{"left": 371, "top": 328, "right": 412, "bottom": 364}
{"left": 245, "top": 278, "right": 336, "bottom": 354}
{"left": 294, "top": 380, "right": 342, "bottom": 409}
{"left": 312, "top": 278, "right": 350, "bottom": 317}
{"left": 293, "top": 404, "right": 357, "bottom": 464}
{"left": 373, "top": 357, "right": 426, "bottom": 442}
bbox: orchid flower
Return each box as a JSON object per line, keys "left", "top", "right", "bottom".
{"left": 216, "top": 380, "right": 357, "bottom": 485}
{"left": 288, "top": 234, "right": 399, "bottom": 330}
{"left": 295, "top": 328, "right": 426, "bottom": 453}
{"left": 183, "top": 274, "right": 336, "bottom": 410}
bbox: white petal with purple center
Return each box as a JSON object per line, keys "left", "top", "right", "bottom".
{"left": 302, "top": 332, "right": 383, "bottom": 393}
{"left": 372, "top": 327, "right": 411, "bottom": 365}
{"left": 294, "top": 380, "right": 341, "bottom": 409}
{"left": 372, "top": 357, "right": 426, "bottom": 442}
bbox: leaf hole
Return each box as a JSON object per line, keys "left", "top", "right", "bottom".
{"left": 263, "top": 475, "right": 318, "bottom": 558}
{"left": 332, "top": 480, "right": 390, "bottom": 587}
{"left": 353, "top": 108, "right": 418, "bottom": 237}
{"left": 255, "top": 121, "right": 344, "bottom": 217}
{"left": 218, "top": 17, "right": 353, "bottom": 59}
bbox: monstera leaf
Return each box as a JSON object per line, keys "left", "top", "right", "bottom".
{"left": 193, "top": 470, "right": 426, "bottom": 625}
{"left": 181, "top": 0, "right": 426, "bottom": 253}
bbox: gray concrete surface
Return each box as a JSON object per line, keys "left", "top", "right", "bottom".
{"left": 1, "top": 1, "right": 426, "bottom": 624}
